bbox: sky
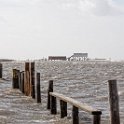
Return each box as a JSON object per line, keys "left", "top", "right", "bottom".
{"left": 0, "top": 0, "right": 124, "bottom": 60}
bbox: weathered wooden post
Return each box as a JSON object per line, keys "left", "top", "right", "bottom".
{"left": 31, "top": 62, "right": 35, "bottom": 99}
{"left": 72, "top": 106, "right": 79, "bottom": 124}
{"left": 50, "top": 95, "right": 57, "bottom": 114}
{"left": 47, "top": 80, "right": 53, "bottom": 109}
{"left": 108, "top": 80, "right": 120, "bottom": 124}
{"left": 12, "top": 69, "right": 19, "bottom": 89}
{"left": 24, "top": 62, "right": 30, "bottom": 96}
{"left": 60, "top": 100, "right": 67, "bottom": 118}
{"left": 36, "top": 73, "right": 41, "bottom": 103}
{"left": 0, "top": 63, "right": 2, "bottom": 78}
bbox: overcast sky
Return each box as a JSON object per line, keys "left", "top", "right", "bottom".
{"left": 0, "top": 0, "right": 124, "bottom": 60}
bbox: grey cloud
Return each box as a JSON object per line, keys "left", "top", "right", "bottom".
{"left": 91, "top": 0, "right": 124, "bottom": 16}
{"left": 92, "top": 0, "right": 111, "bottom": 16}
{"left": 60, "top": 0, "right": 124, "bottom": 16}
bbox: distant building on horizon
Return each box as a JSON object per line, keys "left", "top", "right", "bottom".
{"left": 0, "top": 59, "right": 14, "bottom": 62}
{"left": 48, "top": 56, "right": 67, "bottom": 61}
{"left": 48, "top": 53, "right": 88, "bottom": 61}
{"left": 68, "top": 53, "right": 88, "bottom": 61}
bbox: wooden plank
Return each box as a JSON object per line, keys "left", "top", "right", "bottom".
{"left": 50, "top": 92, "right": 101, "bottom": 115}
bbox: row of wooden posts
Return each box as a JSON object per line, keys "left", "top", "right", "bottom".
{"left": 12, "top": 62, "right": 120, "bottom": 124}
{"left": 12, "top": 62, "right": 41, "bottom": 103}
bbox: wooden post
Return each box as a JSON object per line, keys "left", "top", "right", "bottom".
{"left": 108, "top": 80, "right": 120, "bottom": 124}
{"left": 19, "top": 71, "right": 21, "bottom": 91}
{"left": 27, "top": 71, "right": 30, "bottom": 95}
{"left": 25, "top": 62, "right": 30, "bottom": 96}
{"left": 93, "top": 114, "right": 101, "bottom": 124}
{"left": 31, "top": 62, "right": 35, "bottom": 99}
{"left": 12, "top": 69, "right": 17, "bottom": 88}
{"left": 36, "top": 73, "right": 41, "bottom": 103}
{"left": 47, "top": 80, "right": 53, "bottom": 109}
{"left": 25, "top": 62, "right": 30, "bottom": 71}
{"left": 17, "top": 70, "right": 20, "bottom": 89}
{"left": 19, "top": 72, "right": 22, "bottom": 92}
{"left": 60, "top": 100, "right": 67, "bottom": 118}
{"left": 0, "top": 63, "right": 2, "bottom": 78}
{"left": 24, "top": 72, "right": 26, "bottom": 95}
{"left": 29, "top": 62, "right": 32, "bottom": 96}
{"left": 12, "top": 69, "right": 19, "bottom": 89}
{"left": 50, "top": 95, "right": 57, "bottom": 114}
{"left": 72, "top": 106, "right": 79, "bottom": 124}
{"left": 20, "top": 71, "right": 24, "bottom": 93}
{"left": 24, "top": 71, "right": 29, "bottom": 96}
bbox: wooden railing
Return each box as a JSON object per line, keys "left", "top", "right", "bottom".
{"left": 47, "top": 80, "right": 102, "bottom": 124}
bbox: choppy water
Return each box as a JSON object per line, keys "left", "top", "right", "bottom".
{"left": 0, "top": 61, "right": 124, "bottom": 124}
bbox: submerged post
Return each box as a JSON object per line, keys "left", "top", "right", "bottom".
{"left": 72, "top": 106, "right": 79, "bottom": 124}
{"left": 108, "top": 80, "right": 120, "bottom": 124}
{"left": 93, "top": 114, "right": 101, "bottom": 124}
{"left": 47, "top": 80, "right": 53, "bottom": 109}
{"left": 50, "top": 95, "right": 57, "bottom": 114}
{"left": 0, "top": 63, "right": 2, "bottom": 78}
{"left": 36, "top": 73, "right": 41, "bottom": 103}
{"left": 60, "top": 100, "right": 67, "bottom": 118}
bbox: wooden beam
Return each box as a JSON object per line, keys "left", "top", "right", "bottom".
{"left": 50, "top": 92, "right": 101, "bottom": 115}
